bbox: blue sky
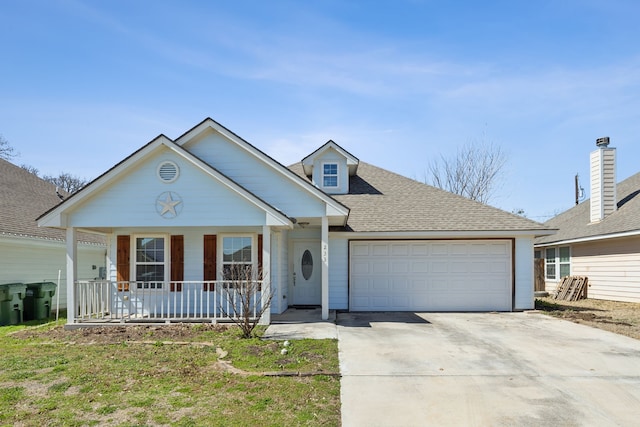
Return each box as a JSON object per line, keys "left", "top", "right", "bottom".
{"left": 2, "top": 0, "right": 639, "bottom": 221}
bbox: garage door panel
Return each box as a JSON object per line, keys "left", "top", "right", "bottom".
{"left": 411, "top": 244, "right": 429, "bottom": 256}
{"left": 352, "top": 261, "right": 371, "bottom": 274}
{"left": 372, "top": 244, "right": 389, "bottom": 256}
{"left": 373, "top": 262, "right": 390, "bottom": 274}
{"left": 392, "top": 261, "right": 409, "bottom": 273}
{"left": 352, "top": 277, "right": 371, "bottom": 290}
{"left": 469, "top": 261, "right": 490, "bottom": 274}
{"left": 409, "top": 278, "right": 428, "bottom": 290}
{"left": 431, "top": 261, "right": 449, "bottom": 273}
{"left": 372, "top": 278, "right": 390, "bottom": 290}
{"left": 431, "top": 244, "right": 449, "bottom": 255}
{"left": 350, "top": 240, "right": 512, "bottom": 312}
{"left": 489, "top": 261, "right": 509, "bottom": 273}
{"left": 391, "top": 244, "right": 409, "bottom": 256}
{"left": 411, "top": 261, "right": 429, "bottom": 273}
{"left": 393, "top": 296, "right": 411, "bottom": 309}
{"left": 392, "top": 278, "right": 409, "bottom": 290}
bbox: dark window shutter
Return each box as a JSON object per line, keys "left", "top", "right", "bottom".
{"left": 171, "top": 235, "right": 184, "bottom": 292}
{"left": 116, "top": 235, "right": 130, "bottom": 292}
{"left": 204, "top": 235, "right": 217, "bottom": 290}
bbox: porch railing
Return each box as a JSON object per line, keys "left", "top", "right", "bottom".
{"left": 74, "top": 280, "right": 264, "bottom": 323}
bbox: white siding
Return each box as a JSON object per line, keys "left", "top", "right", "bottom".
{"left": 0, "top": 237, "right": 105, "bottom": 309}
{"left": 184, "top": 131, "right": 327, "bottom": 218}
{"left": 571, "top": 237, "right": 640, "bottom": 303}
{"left": 328, "top": 236, "right": 348, "bottom": 309}
{"left": 311, "top": 149, "right": 349, "bottom": 195}
{"left": 514, "top": 237, "right": 534, "bottom": 310}
{"left": 70, "top": 149, "right": 267, "bottom": 228}
{"left": 544, "top": 280, "right": 561, "bottom": 294}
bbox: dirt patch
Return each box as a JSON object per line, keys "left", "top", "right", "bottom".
{"left": 11, "top": 323, "right": 229, "bottom": 344}
{"left": 536, "top": 297, "right": 640, "bottom": 340}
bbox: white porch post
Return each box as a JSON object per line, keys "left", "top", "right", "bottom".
{"left": 321, "top": 215, "right": 329, "bottom": 320}
{"left": 259, "top": 225, "right": 271, "bottom": 325}
{"left": 66, "top": 227, "right": 78, "bottom": 324}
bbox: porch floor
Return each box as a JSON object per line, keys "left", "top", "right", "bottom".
{"left": 264, "top": 308, "right": 338, "bottom": 340}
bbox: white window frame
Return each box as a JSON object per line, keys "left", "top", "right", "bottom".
{"left": 132, "top": 234, "right": 169, "bottom": 290}
{"left": 545, "top": 247, "right": 556, "bottom": 280}
{"left": 322, "top": 162, "right": 339, "bottom": 188}
{"left": 545, "top": 246, "right": 571, "bottom": 280}
{"left": 558, "top": 246, "right": 571, "bottom": 279}
{"left": 218, "top": 234, "right": 257, "bottom": 281}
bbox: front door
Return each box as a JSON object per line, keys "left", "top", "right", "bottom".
{"left": 292, "top": 240, "right": 321, "bottom": 306}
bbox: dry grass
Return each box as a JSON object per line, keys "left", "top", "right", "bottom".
{"left": 0, "top": 321, "right": 341, "bottom": 426}
{"left": 535, "top": 297, "right": 640, "bottom": 340}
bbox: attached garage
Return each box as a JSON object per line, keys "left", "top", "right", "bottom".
{"left": 349, "top": 240, "right": 513, "bottom": 312}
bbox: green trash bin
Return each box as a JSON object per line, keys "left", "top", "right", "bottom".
{"left": 0, "top": 283, "right": 27, "bottom": 326}
{"left": 24, "top": 282, "right": 57, "bottom": 321}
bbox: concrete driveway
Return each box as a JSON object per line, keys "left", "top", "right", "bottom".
{"left": 337, "top": 312, "right": 640, "bottom": 426}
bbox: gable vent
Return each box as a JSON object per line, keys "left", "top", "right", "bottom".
{"left": 157, "top": 161, "right": 179, "bottom": 183}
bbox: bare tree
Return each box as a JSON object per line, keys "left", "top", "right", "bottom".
{"left": 218, "top": 265, "right": 274, "bottom": 338}
{"left": 1, "top": 134, "right": 88, "bottom": 194}
{"left": 20, "top": 164, "right": 40, "bottom": 175}
{"left": 0, "top": 135, "right": 18, "bottom": 160}
{"left": 42, "top": 172, "right": 89, "bottom": 194}
{"left": 427, "top": 141, "right": 506, "bottom": 204}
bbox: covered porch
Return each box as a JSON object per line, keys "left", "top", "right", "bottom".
{"left": 73, "top": 280, "right": 265, "bottom": 324}
{"left": 62, "top": 220, "right": 333, "bottom": 325}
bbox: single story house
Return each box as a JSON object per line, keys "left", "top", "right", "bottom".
{"left": 37, "top": 118, "right": 553, "bottom": 325}
{"left": 535, "top": 138, "right": 640, "bottom": 303}
{"left": 0, "top": 158, "right": 106, "bottom": 309}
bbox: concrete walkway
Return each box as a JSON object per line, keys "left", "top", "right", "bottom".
{"left": 263, "top": 308, "right": 338, "bottom": 340}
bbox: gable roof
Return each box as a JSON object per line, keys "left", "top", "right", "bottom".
{"left": 535, "top": 171, "right": 640, "bottom": 246}
{"left": 38, "top": 135, "right": 294, "bottom": 229}
{"left": 289, "top": 161, "right": 552, "bottom": 235}
{"left": 301, "top": 140, "right": 360, "bottom": 176}
{"left": 175, "top": 118, "right": 349, "bottom": 220}
{"left": 0, "top": 158, "right": 103, "bottom": 244}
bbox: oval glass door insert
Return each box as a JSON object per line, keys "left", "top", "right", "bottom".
{"left": 301, "top": 249, "right": 313, "bottom": 280}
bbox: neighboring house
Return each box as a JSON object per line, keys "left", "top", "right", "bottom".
{"left": 37, "top": 118, "right": 553, "bottom": 325}
{"left": 535, "top": 138, "right": 640, "bottom": 303}
{"left": 0, "top": 158, "right": 106, "bottom": 308}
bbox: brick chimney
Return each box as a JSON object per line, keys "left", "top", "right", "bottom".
{"left": 590, "top": 137, "right": 616, "bottom": 223}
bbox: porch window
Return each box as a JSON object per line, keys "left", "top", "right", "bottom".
{"left": 222, "top": 236, "right": 253, "bottom": 280}
{"left": 322, "top": 163, "right": 338, "bottom": 187}
{"left": 135, "top": 236, "right": 166, "bottom": 289}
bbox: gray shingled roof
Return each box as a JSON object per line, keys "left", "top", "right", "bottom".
{"left": 289, "top": 161, "right": 550, "bottom": 233}
{"left": 0, "top": 158, "right": 103, "bottom": 244}
{"left": 535, "top": 171, "right": 640, "bottom": 245}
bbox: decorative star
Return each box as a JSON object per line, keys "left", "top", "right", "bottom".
{"left": 157, "top": 192, "right": 182, "bottom": 218}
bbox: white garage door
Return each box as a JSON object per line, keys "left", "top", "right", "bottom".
{"left": 350, "top": 240, "right": 512, "bottom": 312}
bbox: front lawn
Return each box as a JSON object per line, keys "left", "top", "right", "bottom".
{"left": 0, "top": 319, "right": 340, "bottom": 426}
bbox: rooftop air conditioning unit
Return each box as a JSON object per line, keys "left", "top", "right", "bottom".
{"left": 596, "top": 136, "right": 610, "bottom": 147}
